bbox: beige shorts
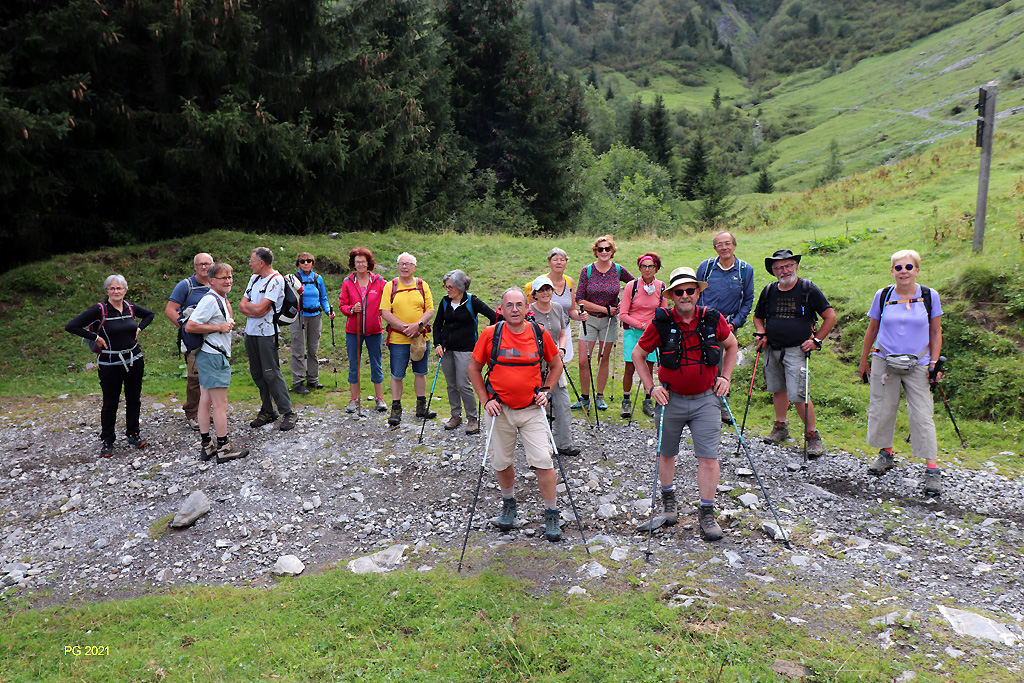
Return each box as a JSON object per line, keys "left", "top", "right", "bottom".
{"left": 487, "top": 405, "right": 554, "bottom": 472}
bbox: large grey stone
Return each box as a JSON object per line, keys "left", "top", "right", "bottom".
{"left": 273, "top": 555, "right": 305, "bottom": 576}
{"left": 938, "top": 605, "right": 1020, "bottom": 645}
{"left": 170, "top": 490, "right": 211, "bottom": 528}
{"left": 347, "top": 544, "right": 408, "bottom": 574}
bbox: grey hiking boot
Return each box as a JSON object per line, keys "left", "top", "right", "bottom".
{"left": 388, "top": 401, "right": 402, "bottom": 427}
{"left": 924, "top": 467, "right": 942, "bottom": 496}
{"left": 416, "top": 396, "right": 436, "bottom": 419}
{"left": 698, "top": 505, "right": 724, "bottom": 541}
{"left": 868, "top": 449, "right": 896, "bottom": 475}
{"left": 620, "top": 396, "right": 632, "bottom": 418}
{"left": 805, "top": 430, "right": 825, "bottom": 458}
{"left": 764, "top": 420, "right": 790, "bottom": 445}
{"left": 215, "top": 441, "right": 249, "bottom": 464}
{"left": 279, "top": 412, "right": 298, "bottom": 431}
{"left": 642, "top": 396, "right": 655, "bottom": 417}
{"left": 199, "top": 440, "right": 218, "bottom": 462}
{"left": 661, "top": 489, "right": 678, "bottom": 525}
{"left": 249, "top": 411, "right": 278, "bottom": 428}
{"left": 497, "top": 497, "right": 517, "bottom": 531}
{"left": 292, "top": 383, "right": 310, "bottom": 395}
{"left": 543, "top": 508, "right": 562, "bottom": 542}
{"left": 594, "top": 394, "right": 608, "bottom": 410}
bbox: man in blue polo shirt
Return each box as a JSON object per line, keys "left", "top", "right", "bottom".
{"left": 165, "top": 252, "right": 213, "bottom": 431}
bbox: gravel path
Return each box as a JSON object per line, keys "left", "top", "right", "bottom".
{"left": 2, "top": 394, "right": 1021, "bottom": 673}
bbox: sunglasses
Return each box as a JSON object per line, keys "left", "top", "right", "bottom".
{"left": 673, "top": 287, "right": 698, "bottom": 296}
{"left": 596, "top": 246, "right": 612, "bottom": 253}
{"left": 298, "top": 259, "right": 314, "bottom": 264}
{"left": 893, "top": 263, "right": 915, "bottom": 271}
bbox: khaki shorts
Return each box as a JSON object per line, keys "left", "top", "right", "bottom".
{"left": 487, "top": 405, "right": 554, "bottom": 472}
{"left": 581, "top": 314, "right": 619, "bottom": 345}
{"left": 764, "top": 346, "right": 808, "bottom": 401}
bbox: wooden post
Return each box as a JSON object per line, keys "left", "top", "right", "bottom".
{"left": 973, "top": 82, "right": 997, "bottom": 253}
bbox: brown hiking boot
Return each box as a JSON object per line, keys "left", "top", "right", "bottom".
{"left": 764, "top": 420, "right": 790, "bottom": 445}
{"left": 199, "top": 440, "right": 218, "bottom": 462}
{"left": 416, "top": 396, "right": 436, "bottom": 419}
{"left": 388, "top": 401, "right": 402, "bottom": 427}
{"left": 698, "top": 505, "right": 724, "bottom": 541}
{"left": 443, "top": 416, "right": 463, "bottom": 431}
{"left": 249, "top": 411, "right": 278, "bottom": 429}
{"left": 464, "top": 418, "right": 480, "bottom": 435}
{"left": 661, "top": 489, "right": 678, "bottom": 525}
{"left": 279, "top": 412, "right": 297, "bottom": 431}
{"left": 805, "top": 430, "right": 825, "bottom": 458}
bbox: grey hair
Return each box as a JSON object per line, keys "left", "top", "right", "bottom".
{"left": 547, "top": 247, "right": 568, "bottom": 261}
{"left": 253, "top": 246, "right": 273, "bottom": 265}
{"left": 501, "top": 286, "right": 527, "bottom": 305}
{"left": 443, "top": 269, "right": 471, "bottom": 293}
{"left": 397, "top": 252, "right": 417, "bottom": 266}
{"left": 104, "top": 274, "right": 128, "bottom": 291}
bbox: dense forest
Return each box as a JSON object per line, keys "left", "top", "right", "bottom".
{"left": 0, "top": 0, "right": 1011, "bottom": 271}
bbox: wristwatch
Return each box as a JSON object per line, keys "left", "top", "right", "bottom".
{"left": 812, "top": 337, "right": 823, "bottom": 349}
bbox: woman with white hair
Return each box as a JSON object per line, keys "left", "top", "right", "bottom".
{"left": 434, "top": 269, "right": 496, "bottom": 435}
{"left": 66, "top": 274, "right": 155, "bottom": 458}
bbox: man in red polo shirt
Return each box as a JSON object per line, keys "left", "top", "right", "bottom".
{"left": 633, "top": 267, "right": 738, "bottom": 541}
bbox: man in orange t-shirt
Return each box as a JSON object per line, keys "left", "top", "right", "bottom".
{"left": 469, "top": 287, "right": 564, "bottom": 542}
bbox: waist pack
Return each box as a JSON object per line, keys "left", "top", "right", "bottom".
{"left": 884, "top": 354, "right": 919, "bottom": 375}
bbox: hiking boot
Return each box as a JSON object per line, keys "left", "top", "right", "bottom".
{"left": 187, "top": 417, "right": 200, "bottom": 432}
{"left": 345, "top": 399, "right": 359, "bottom": 414}
{"left": 199, "top": 440, "right": 218, "bottom": 462}
{"left": 594, "top": 394, "right": 608, "bottom": 411}
{"left": 868, "top": 449, "right": 896, "bottom": 475}
{"left": 127, "top": 433, "right": 147, "bottom": 449}
{"left": 215, "top": 442, "right": 249, "bottom": 464}
{"left": 805, "top": 430, "right": 825, "bottom": 458}
{"left": 443, "top": 416, "right": 462, "bottom": 430}
{"left": 642, "top": 396, "right": 655, "bottom": 417}
{"left": 620, "top": 397, "right": 632, "bottom": 418}
{"left": 924, "top": 467, "right": 942, "bottom": 496}
{"left": 465, "top": 418, "right": 481, "bottom": 435}
{"left": 279, "top": 412, "right": 298, "bottom": 431}
{"left": 292, "top": 383, "right": 310, "bottom": 395}
{"left": 557, "top": 445, "right": 580, "bottom": 457}
{"left": 100, "top": 441, "right": 113, "bottom": 459}
{"left": 698, "top": 505, "right": 724, "bottom": 541}
{"left": 416, "top": 396, "right": 436, "bottom": 419}
{"left": 571, "top": 397, "right": 590, "bottom": 411}
{"left": 497, "top": 498, "right": 517, "bottom": 531}
{"left": 764, "top": 420, "right": 790, "bottom": 445}
{"left": 374, "top": 397, "right": 388, "bottom": 412}
{"left": 661, "top": 489, "right": 678, "bottom": 525}
{"left": 388, "top": 401, "right": 402, "bottom": 427}
{"left": 249, "top": 411, "right": 278, "bottom": 429}
{"left": 307, "top": 380, "right": 324, "bottom": 390}
{"left": 543, "top": 508, "right": 562, "bottom": 542}
{"left": 721, "top": 410, "right": 734, "bottom": 425}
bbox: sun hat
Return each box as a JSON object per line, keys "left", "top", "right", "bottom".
{"left": 764, "top": 249, "right": 802, "bottom": 275}
{"left": 531, "top": 275, "right": 554, "bottom": 292}
{"left": 666, "top": 267, "right": 708, "bottom": 292}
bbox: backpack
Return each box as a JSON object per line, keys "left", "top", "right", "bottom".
{"left": 651, "top": 306, "right": 721, "bottom": 370}
{"left": 85, "top": 301, "right": 135, "bottom": 354}
{"left": 624, "top": 279, "right": 666, "bottom": 329}
{"left": 585, "top": 263, "right": 623, "bottom": 280}
{"left": 761, "top": 278, "right": 814, "bottom": 322}
{"left": 180, "top": 295, "right": 229, "bottom": 356}
{"left": 698, "top": 257, "right": 746, "bottom": 285}
{"left": 246, "top": 272, "right": 303, "bottom": 327}
{"left": 390, "top": 277, "right": 426, "bottom": 305}
{"left": 441, "top": 295, "right": 477, "bottom": 341}
{"left": 485, "top": 320, "right": 546, "bottom": 402}
{"left": 878, "top": 285, "right": 933, "bottom": 322}
{"left": 298, "top": 271, "right": 328, "bottom": 314}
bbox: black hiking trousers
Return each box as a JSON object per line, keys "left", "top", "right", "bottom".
{"left": 98, "top": 359, "right": 144, "bottom": 444}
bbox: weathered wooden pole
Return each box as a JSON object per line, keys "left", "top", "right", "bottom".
{"left": 973, "top": 82, "right": 997, "bottom": 253}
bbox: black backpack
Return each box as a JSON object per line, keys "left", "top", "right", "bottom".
{"left": 651, "top": 306, "right": 721, "bottom": 370}
{"left": 180, "top": 295, "right": 229, "bottom": 357}
{"left": 485, "top": 320, "right": 546, "bottom": 403}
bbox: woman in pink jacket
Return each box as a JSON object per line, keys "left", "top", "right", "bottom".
{"left": 619, "top": 252, "right": 667, "bottom": 419}
{"left": 339, "top": 248, "right": 387, "bottom": 413}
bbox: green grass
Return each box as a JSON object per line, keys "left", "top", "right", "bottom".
{"left": 2, "top": 562, "right": 1015, "bottom": 682}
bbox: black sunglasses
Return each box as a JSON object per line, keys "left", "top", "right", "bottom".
{"left": 673, "top": 287, "right": 698, "bottom": 296}
{"left": 299, "top": 259, "right": 314, "bottom": 264}
{"left": 596, "top": 246, "right": 612, "bottom": 253}
{"left": 893, "top": 263, "right": 915, "bottom": 271}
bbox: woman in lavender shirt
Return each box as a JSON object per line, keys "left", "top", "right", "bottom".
{"left": 858, "top": 249, "right": 944, "bottom": 496}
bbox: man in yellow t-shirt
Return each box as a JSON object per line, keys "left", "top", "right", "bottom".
{"left": 380, "top": 252, "right": 435, "bottom": 426}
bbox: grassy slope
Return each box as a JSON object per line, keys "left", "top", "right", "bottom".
{"left": 755, "top": 1, "right": 1024, "bottom": 189}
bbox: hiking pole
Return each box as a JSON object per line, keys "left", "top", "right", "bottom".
{"left": 565, "top": 371, "right": 608, "bottom": 461}
{"left": 626, "top": 368, "right": 642, "bottom": 428}
{"left": 418, "top": 353, "right": 442, "bottom": 444}
{"left": 540, "top": 409, "right": 591, "bottom": 552}
{"left": 721, "top": 394, "right": 791, "bottom": 548}
{"left": 458, "top": 418, "right": 495, "bottom": 573}
{"left": 733, "top": 346, "right": 762, "bottom": 456}
{"left": 579, "top": 306, "right": 599, "bottom": 428}
{"left": 802, "top": 351, "right": 811, "bottom": 465}
{"left": 330, "top": 316, "right": 335, "bottom": 347}
{"left": 932, "top": 356, "right": 966, "bottom": 447}
{"left": 596, "top": 313, "right": 616, "bottom": 405}
{"left": 644, "top": 401, "right": 665, "bottom": 562}
{"left": 356, "top": 313, "right": 363, "bottom": 417}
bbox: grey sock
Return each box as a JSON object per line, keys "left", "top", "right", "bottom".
{"left": 543, "top": 498, "right": 557, "bottom": 510}
{"left": 500, "top": 487, "right": 514, "bottom": 499}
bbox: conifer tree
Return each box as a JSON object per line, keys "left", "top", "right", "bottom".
{"left": 627, "top": 98, "right": 646, "bottom": 150}
{"left": 754, "top": 168, "right": 775, "bottom": 194}
{"left": 646, "top": 95, "right": 672, "bottom": 166}
{"left": 681, "top": 136, "right": 710, "bottom": 201}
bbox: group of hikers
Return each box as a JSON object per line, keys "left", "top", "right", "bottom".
{"left": 65, "top": 233, "right": 946, "bottom": 543}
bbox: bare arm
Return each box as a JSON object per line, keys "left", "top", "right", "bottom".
{"left": 165, "top": 301, "right": 182, "bottom": 326}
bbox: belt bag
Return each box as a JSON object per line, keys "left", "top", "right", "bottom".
{"left": 884, "top": 354, "right": 919, "bottom": 375}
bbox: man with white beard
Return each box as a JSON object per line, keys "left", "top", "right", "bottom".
{"left": 752, "top": 249, "right": 836, "bottom": 457}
